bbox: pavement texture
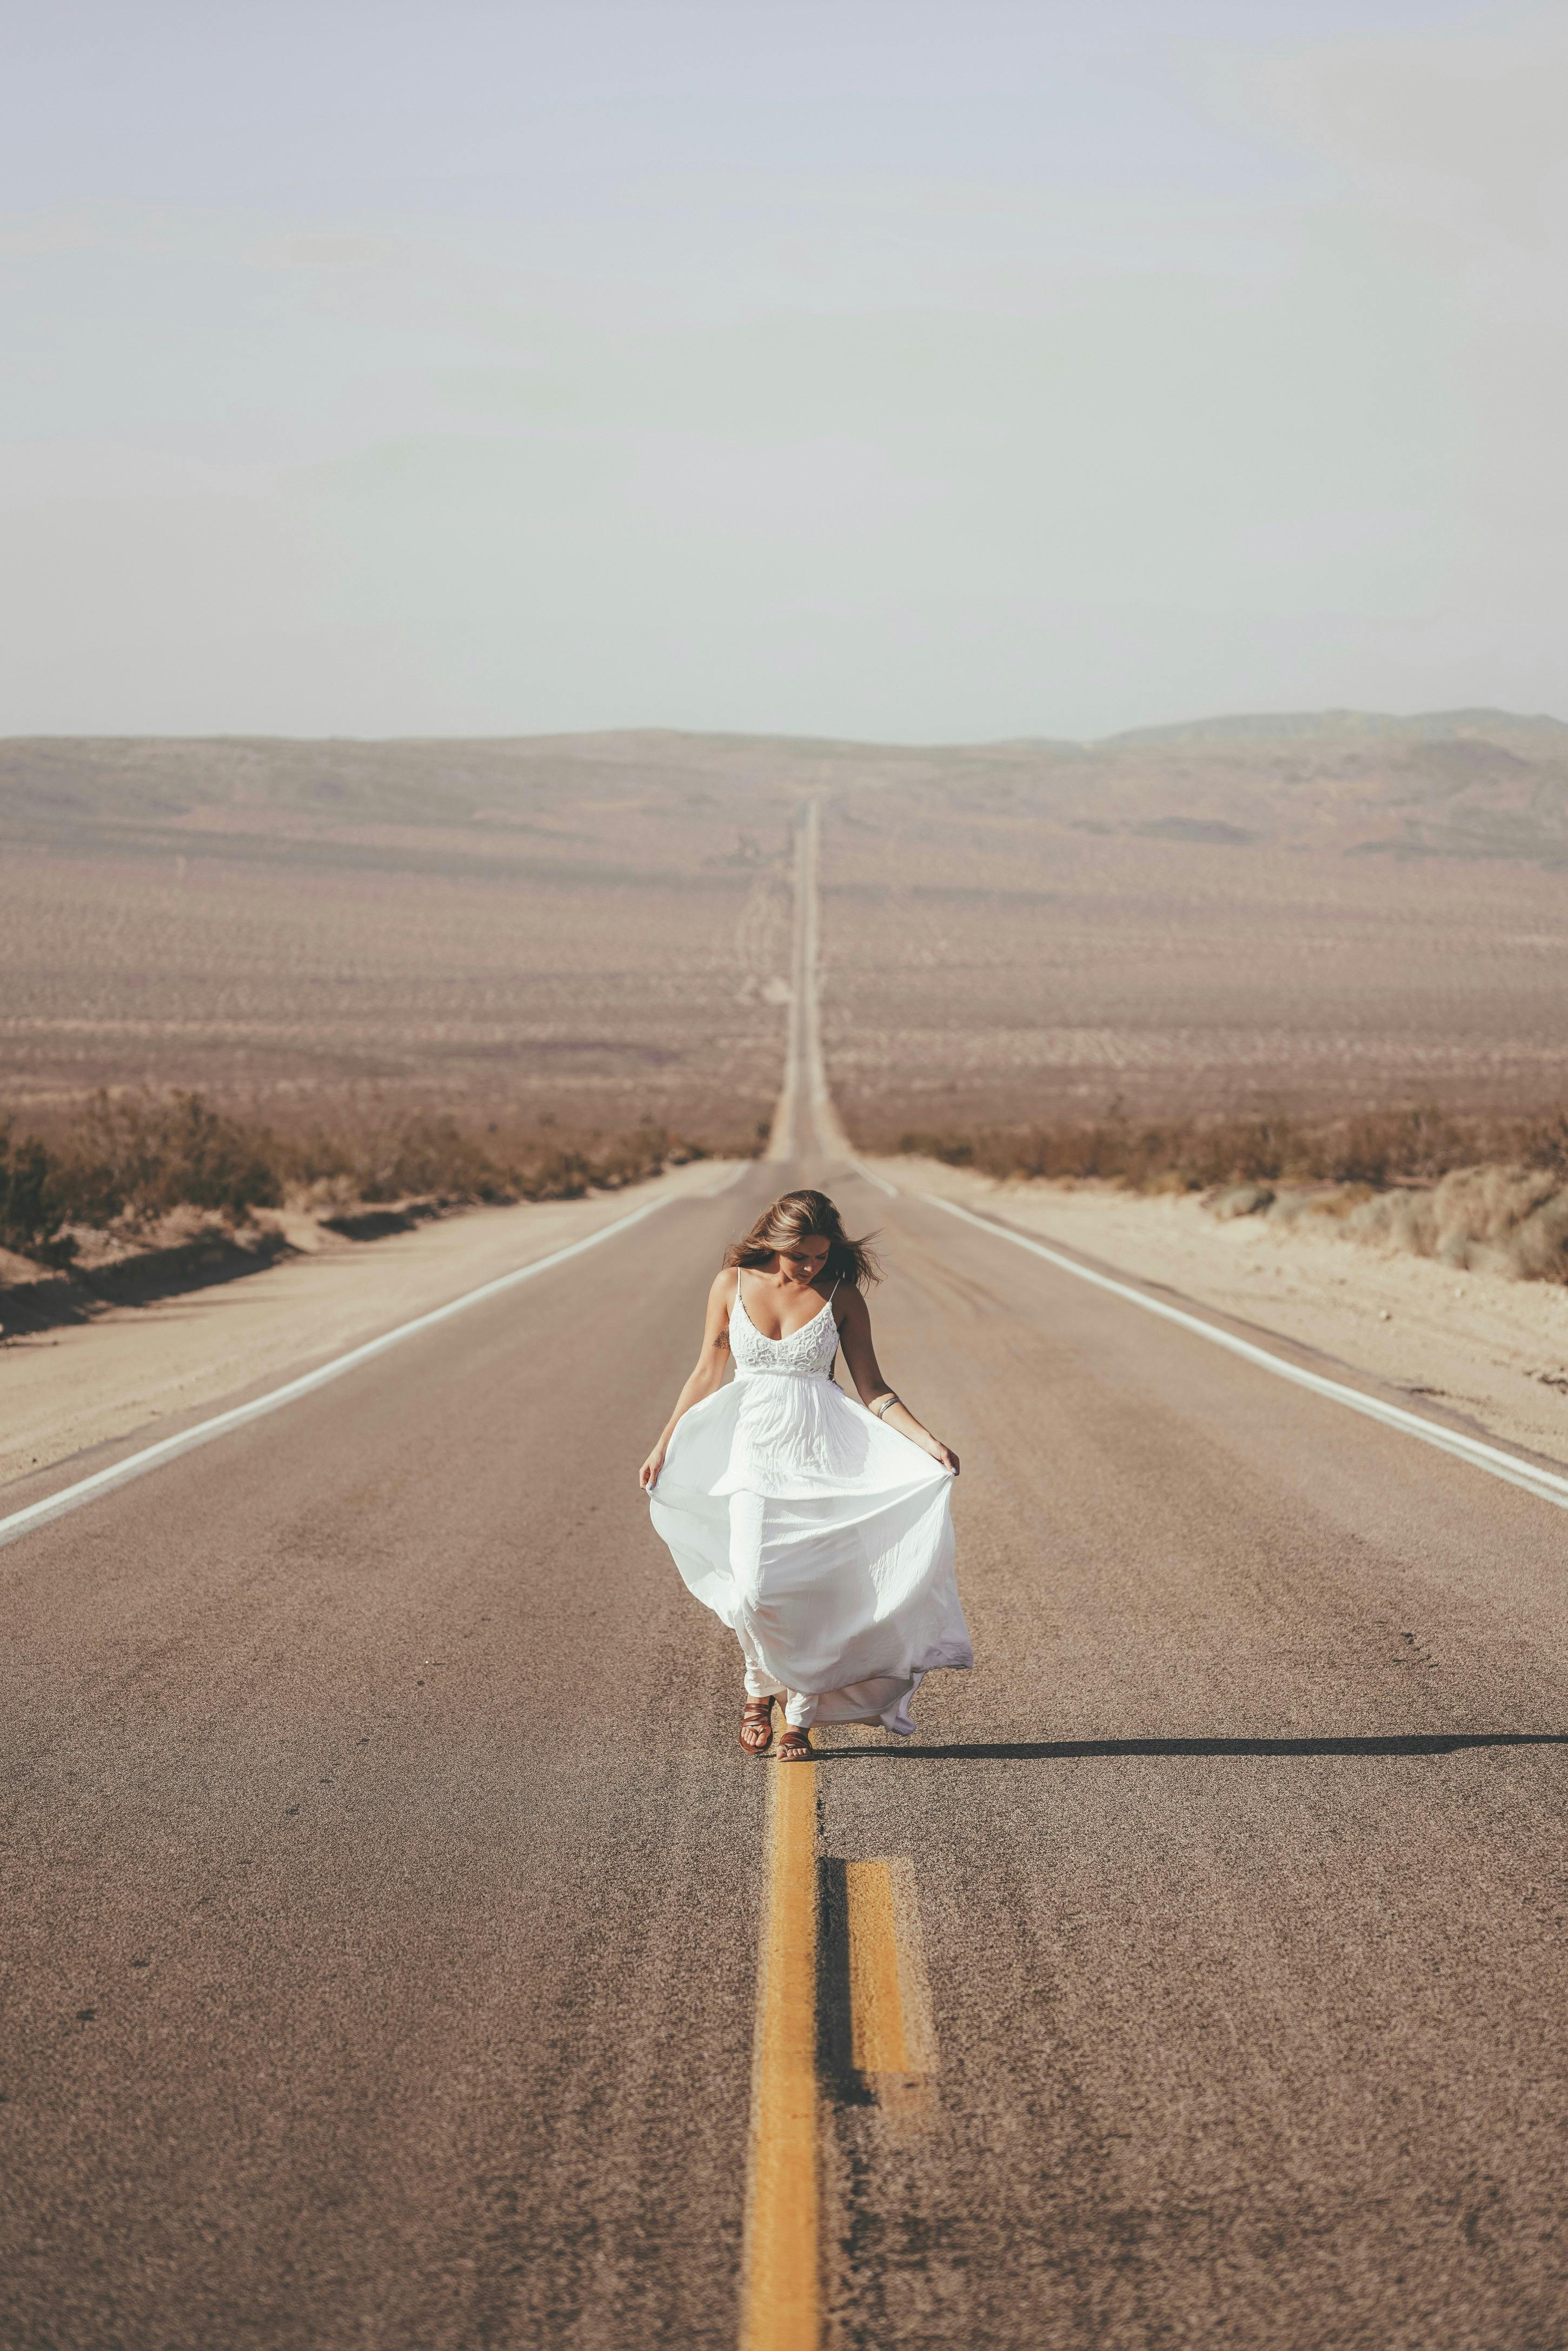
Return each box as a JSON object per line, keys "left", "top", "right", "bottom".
{"left": 4, "top": 1149, "right": 1568, "bottom": 2349}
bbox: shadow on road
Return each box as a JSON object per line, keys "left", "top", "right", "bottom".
{"left": 0, "top": 1229, "right": 293, "bottom": 1340}
{"left": 814, "top": 1731, "right": 1568, "bottom": 1762}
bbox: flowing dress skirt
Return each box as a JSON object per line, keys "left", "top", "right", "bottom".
{"left": 648, "top": 1363, "right": 972, "bottom": 1737}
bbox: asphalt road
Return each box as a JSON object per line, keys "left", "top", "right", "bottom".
{"left": 5, "top": 1116, "right": 1568, "bottom": 2350}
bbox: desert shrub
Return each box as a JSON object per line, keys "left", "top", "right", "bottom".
{"left": 0, "top": 1092, "right": 284, "bottom": 1262}
{"left": 0, "top": 1124, "right": 74, "bottom": 1262}
{"left": 881, "top": 1104, "right": 1568, "bottom": 1281}
{"left": 1323, "top": 1165, "right": 1568, "bottom": 1281}
{"left": 69, "top": 1091, "right": 285, "bottom": 1221}
{"left": 0, "top": 1091, "right": 720, "bottom": 1270}
{"left": 301, "top": 1113, "right": 503, "bottom": 1205}
{"left": 897, "top": 1113, "right": 1305, "bottom": 1191}
{"left": 1513, "top": 1111, "right": 1568, "bottom": 1180}
{"left": 887, "top": 1105, "right": 1568, "bottom": 1199}
{"left": 280, "top": 1112, "right": 692, "bottom": 1206}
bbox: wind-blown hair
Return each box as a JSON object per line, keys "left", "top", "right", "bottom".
{"left": 725, "top": 1188, "right": 881, "bottom": 1291}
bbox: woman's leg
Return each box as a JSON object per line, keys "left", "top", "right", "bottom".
{"left": 732, "top": 1499, "right": 806, "bottom": 1743}
{"left": 738, "top": 1627, "right": 785, "bottom": 1702}
{"left": 773, "top": 1685, "right": 817, "bottom": 1757}
{"left": 737, "top": 1630, "right": 783, "bottom": 1754}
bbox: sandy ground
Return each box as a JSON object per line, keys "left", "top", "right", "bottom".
{"left": 872, "top": 1154, "right": 1568, "bottom": 1467}
{"left": 0, "top": 1158, "right": 738, "bottom": 1495}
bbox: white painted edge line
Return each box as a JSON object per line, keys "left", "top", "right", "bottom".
{"left": 0, "top": 1192, "right": 675, "bottom": 1552}
{"left": 848, "top": 1158, "right": 900, "bottom": 1198}
{"left": 703, "top": 1160, "right": 752, "bottom": 1197}
{"left": 927, "top": 1192, "right": 1568, "bottom": 1515}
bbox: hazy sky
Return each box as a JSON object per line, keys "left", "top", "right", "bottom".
{"left": 3, "top": 1, "right": 1564, "bottom": 740}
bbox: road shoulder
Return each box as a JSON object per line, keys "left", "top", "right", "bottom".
{"left": 873, "top": 1154, "right": 1568, "bottom": 1465}
{"left": 0, "top": 1160, "right": 735, "bottom": 1493}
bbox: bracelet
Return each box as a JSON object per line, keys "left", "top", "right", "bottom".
{"left": 870, "top": 1392, "right": 899, "bottom": 1419}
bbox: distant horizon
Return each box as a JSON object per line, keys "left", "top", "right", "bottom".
{"left": 6, "top": 701, "right": 1567, "bottom": 754}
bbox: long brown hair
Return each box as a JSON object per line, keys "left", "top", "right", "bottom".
{"left": 725, "top": 1188, "right": 881, "bottom": 1291}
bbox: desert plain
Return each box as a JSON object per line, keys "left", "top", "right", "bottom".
{"left": 812, "top": 709, "right": 1568, "bottom": 1136}
{"left": 6, "top": 711, "right": 1568, "bottom": 1159}
{"left": 0, "top": 733, "right": 802, "bottom": 1148}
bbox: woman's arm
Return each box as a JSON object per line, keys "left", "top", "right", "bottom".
{"left": 835, "top": 1288, "right": 959, "bottom": 1475}
{"left": 638, "top": 1269, "right": 736, "bottom": 1490}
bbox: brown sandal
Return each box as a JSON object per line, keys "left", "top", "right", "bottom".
{"left": 775, "top": 1728, "right": 812, "bottom": 1762}
{"left": 740, "top": 1696, "right": 776, "bottom": 1755}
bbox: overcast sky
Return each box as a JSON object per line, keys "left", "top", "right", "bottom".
{"left": 3, "top": 1, "right": 1563, "bottom": 740}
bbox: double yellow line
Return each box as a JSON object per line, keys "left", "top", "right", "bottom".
{"left": 740, "top": 1761, "right": 933, "bottom": 2349}
{"left": 741, "top": 1761, "right": 821, "bottom": 2351}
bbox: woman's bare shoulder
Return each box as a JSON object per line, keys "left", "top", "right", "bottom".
{"left": 835, "top": 1280, "right": 871, "bottom": 1329}
{"left": 709, "top": 1264, "right": 740, "bottom": 1306}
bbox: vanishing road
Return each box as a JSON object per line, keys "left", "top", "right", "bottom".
{"left": 5, "top": 809, "right": 1568, "bottom": 2350}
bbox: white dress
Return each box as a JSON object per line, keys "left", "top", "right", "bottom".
{"left": 648, "top": 1276, "right": 972, "bottom": 1736}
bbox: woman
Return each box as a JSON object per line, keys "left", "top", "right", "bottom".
{"left": 639, "top": 1188, "right": 971, "bottom": 1758}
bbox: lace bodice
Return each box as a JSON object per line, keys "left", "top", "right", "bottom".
{"left": 730, "top": 1278, "right": 841, "bottom": 1379}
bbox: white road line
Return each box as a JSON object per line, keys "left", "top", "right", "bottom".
{"left": 848, "top": 1158, "right": 899, "bottom": 1198}
{"left": 703, "top": 1160, "right": 752, "bottom": 1197}
{"left": 764, "top": 806, "right": 813, "bottom": 1164}
{"left": 927, "top": 1193, "right": 1568, "bottom": 1515}
{"left": 798, "top": 801, "right": 851, "bottom": 1161}
{"left": 0, "top": 1193, "right": 675, "bottom": 1552}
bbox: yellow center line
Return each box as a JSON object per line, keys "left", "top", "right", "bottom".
{"left": 845, "top": 1860, "right": 909, "bottom": 2074}
{"left": 740, "top": 1759, "right": 821, "bottom": 2351}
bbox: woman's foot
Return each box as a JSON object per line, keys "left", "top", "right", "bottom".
{"left": 740, "top": 1696, "right": 776, "bottom": 1754}
{"left": 775, "top": 1727, "right": 812, "bottom": 1761}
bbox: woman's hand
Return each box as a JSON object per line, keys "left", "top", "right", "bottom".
{"left": 639, "top": 1443, "right": 667, "bottom": 1492}
{"left": 926, "top": 1439, "right": 960, "bottom": 1476}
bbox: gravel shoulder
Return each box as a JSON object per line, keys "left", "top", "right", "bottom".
{"left": 872, "top": 1154, "right": 1568, "bottom": 1467}
{"left": 0, "top": 1159, "right": 736, "bottom": 1495}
